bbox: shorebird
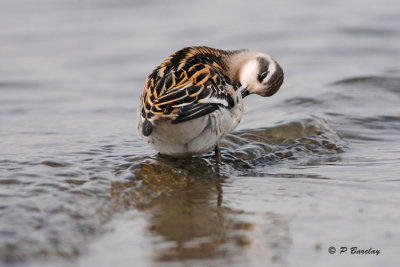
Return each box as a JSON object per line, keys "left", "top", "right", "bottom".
{"left": 137, "top": 46, "right": 284, "bottom": 162}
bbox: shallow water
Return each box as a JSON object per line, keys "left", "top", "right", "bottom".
{"left": 1, "top": 0, "right": 400, "bottom": 266}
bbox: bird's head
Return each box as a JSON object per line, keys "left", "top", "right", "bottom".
{"left": 239, "top": 53, "right": 284, "bottom": 98}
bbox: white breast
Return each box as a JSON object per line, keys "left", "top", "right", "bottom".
{"left": 139, "top": 90, "right": 244, "bottom": 157}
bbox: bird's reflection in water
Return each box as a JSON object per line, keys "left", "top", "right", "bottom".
{"left": 109, "top": 116, "right": 343, "bottom": 264}
{"left": 111, "top": 155, "right": 291, "bottom": 264}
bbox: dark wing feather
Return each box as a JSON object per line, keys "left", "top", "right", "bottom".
{"left": 172, "top": 103, "right": 220, "bottom": 124}
{"left": 141, "top": 55, "right": 234, "bottom": 124}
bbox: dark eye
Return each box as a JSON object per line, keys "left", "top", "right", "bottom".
{"left": 258, "top": 71, "right": 268, "bottom": 82}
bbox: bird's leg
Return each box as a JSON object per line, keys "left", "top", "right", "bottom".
{"left": 215, "top": 144, "right": 222, "bottom": 164}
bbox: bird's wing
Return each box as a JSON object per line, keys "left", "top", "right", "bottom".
{"left": 141, "top": 58, "right": 234, "bottom": 124}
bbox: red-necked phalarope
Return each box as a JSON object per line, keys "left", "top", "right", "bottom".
{"left": 137, "top": 46, "right": 284, "bottom": 162}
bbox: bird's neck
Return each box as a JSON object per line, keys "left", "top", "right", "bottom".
{"left": 225, "top": 50, "right": 261, "bottom": 88}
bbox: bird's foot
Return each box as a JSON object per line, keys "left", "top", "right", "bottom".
{"left": 215, "top": 145, "right": 222, "bottom": 164}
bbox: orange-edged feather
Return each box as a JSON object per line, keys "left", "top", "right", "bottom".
{"left": 140, "top": 47, "right": 235, "bottom": 126}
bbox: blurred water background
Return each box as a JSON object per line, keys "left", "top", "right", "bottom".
{"left": 1, "top": 0, "right": 400, "bottom": 266}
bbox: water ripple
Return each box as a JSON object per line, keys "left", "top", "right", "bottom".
{"left": 332, "top": 75, "right": 400, "bottom": 93}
